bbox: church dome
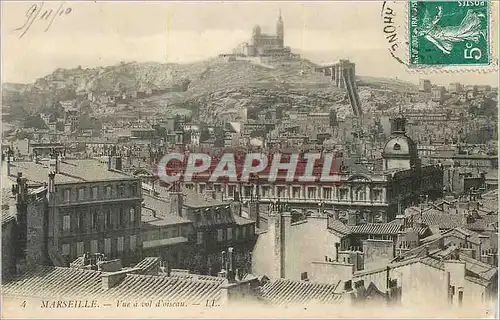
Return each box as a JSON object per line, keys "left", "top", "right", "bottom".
{"left": 382, "top": 134, "right": 417, "bottom": 159}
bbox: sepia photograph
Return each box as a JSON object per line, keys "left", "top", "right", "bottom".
{"left": 1, "top": 1, "right": 498, "bottom": 318}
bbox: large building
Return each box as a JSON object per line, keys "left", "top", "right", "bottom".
{"left": 233, "top": 11, "right": 292, "bottom": 57}
{"left": 140, "top": 185, "right": 257, "bottom": 276}
{"left": 5, "top": 154, "right": 143, "bottom": 267}
{"left": 183, "top": 115, "right": 444, "bottom": 224}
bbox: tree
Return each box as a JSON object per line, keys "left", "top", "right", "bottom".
{"left": 24, "top": 115, "right": 48, "bottom": 129}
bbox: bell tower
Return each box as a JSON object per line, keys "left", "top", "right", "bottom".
{"left": 276, "top": 9, "right": 284, "bottom": 48}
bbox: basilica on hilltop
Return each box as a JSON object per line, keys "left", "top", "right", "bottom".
{"left": 233, "top": 11, "right": 295, "bottom": 58}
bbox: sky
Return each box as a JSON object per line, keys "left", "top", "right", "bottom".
{"left": 1, "top": 1, "right": 498, "bottom": 86}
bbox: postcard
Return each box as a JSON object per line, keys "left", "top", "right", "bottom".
{"left": 1, "top": 1, "right": 498, "bottom": 318}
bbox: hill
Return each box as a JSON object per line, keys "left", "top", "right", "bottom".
{"left": 2, "top": 56, "right": 417, "bottom": 123}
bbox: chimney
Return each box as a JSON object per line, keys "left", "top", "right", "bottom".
{"left": 169, "top": 190, "right": 184, "bottom": 217}
{"left": 108, "top": 155, "right": 112, "bottom": 171}
{"left": 101, "top": 268, "right": 139, "bottom": 290}
{"left": 394, "top": 214, "right": 405, "bottom": 226}
{"left": 227, "top": 247, "right": 236, "bottom": 283}
{"left": 268, "top": 209, "right": 281, "bottom": 279}
{"left": 335, "top": 243, "right": 340, "bottom": 261}
{"left": 6, "top": 150, "right": 11, "bottom": 176}
{"left": 279, "top": 212, "right": 292, "bottom": 279}
{"left": 55, "top": 152, "right": 60, "bottom": 173}
{"left": 221, "top": 250, "right": 227, "bottom": 271}
{"left": 48, "top": 172, "right": 56, "bottom": 193}
{"left": 249, "top": 200, "right": 260, "bottom": 229}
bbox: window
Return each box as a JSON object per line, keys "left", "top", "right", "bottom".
{"left": 130, "top": 235, "right": 137, "bottom": 251}
{"left": 104, "top": 210, "right": 111, "bottom": 229}
{"left": 117, "top": 237, "right": 124, "bottom": 253}
{"left": 244, "top": 186, "right": 252, "bottom": 197}
{"left": 235, "top": 227, "right": 240, "bottom": 239}
{"left": 393, "top": 143, "right": 401, "bottom": 151}
{"left": 78, "top": 188, "right": 85, "bottom": 200}
{"left": 63, "top": 215, "right": 70, "bottom": 231}
{"left": 62, "top": 244, "right": 70, "bottom": 255}
{"left": 130, "top": 184, "right": 137, "bottom": 196}
{"left": 277, "top": 186, "right": 286, "bottom": 198}
{"left": 355, "top": 188, "right": 366, "bottom": 201}
{"left": 172, "top": 228, "right": 178, "bottom": 237}
{"left": 162, "top": 229, "right": 170, "bottom": 239}
{"left": 118, "top": 185, "right": 124, "bottom": 197}
{"left": 92, "top": 211, "right": 98, "bottom": 230}
{"left": 217, "top": 229, "right": 224, "bottom": 242}
{"left": 119, "top": 208, "right": 124, "bottom": 227}
{"left": 262, "top": 186, "right": 270, "bottom": 197}
{"left": 91, "top": 240, "right": 98, "bottom": 253}
{"left": 307, "top": 187, "right": 316, "bottom": 199}
{"left": 227, "top": 227, "right": 233, "bottom": 241}
{"left": 197, "top": 231, "right": 203, "bottom": 245}
{"left": 106, "top": 186, "right": 112, "bottom": 198}
{"left": 199, "top": 184, "right": 206, "bottom": 194}
{"left": 91, "top": 186, "right": 98, "bottom": 200}
{"left": 182, "top": 226, "right": 189, "bottom": 237}
{"left": 323, "top": 188, "right": 332, "bottom": 199}
{"left": 242, "top": 226, "right": 247, "bottom": 238}
{"left": 339, "top": 188, "right": 348, "bottom": 200}
{"left": 76, "top": 241, "right": 84, "bottom": 256}
{"left": 64, "top": 189, "right": 71, "bottom": 202}
{"left": 78, "top": 213, "right": 84, "bottom": 232}
{"left": 292, "top": 187, "right": 301, "bottom": 199}
{"left": 104, "top": 238, "right": 111, "bottom": 255}
{"left": 228, "top": 185, "right": 235, "bottom": 197}
{"left": 130, "top": 207, "right": 135, "bottom": 223}
{"left": 301, "top": 272, "right": 308, "bottom": 280}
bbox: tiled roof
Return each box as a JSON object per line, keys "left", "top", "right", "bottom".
{"left": 327, "top": 219, "right": 351, "bottom": 235}
{"left": 7, "top": 160, "right": 135, "bottom": 185}
{"left": 134, "top": 257, "right": 160, "bottom": 273}
{"left": 259, "top": 279, "right": 344, "bottom": 306}
{"left": 350, "top": 223, "right": 402, "bottom": 235}
{"left": 466, "top": 215, "right": 498, "bottom": 232}
{"left": 2, "top": 265, "right": 224, "bottom": 304}
{"left": 420, "top": 213, "right": 465, "bottom": 229}
{"left": 101, "top": 273, "right": 223, "bottom": 304}
{"left": 2, "top": 266, "right": 103, "bottom": 298}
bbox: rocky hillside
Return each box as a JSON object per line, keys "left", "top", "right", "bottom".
{"left": 2, "top": 56, "right": 417, "bottom": 123}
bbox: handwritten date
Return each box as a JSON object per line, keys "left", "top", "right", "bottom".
{"left": 15, "top": 2, "right": 72, "bottom": 38}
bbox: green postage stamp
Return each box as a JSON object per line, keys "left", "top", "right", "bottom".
{"left": 409, "top": 1, "right": 490, "bottom": 66}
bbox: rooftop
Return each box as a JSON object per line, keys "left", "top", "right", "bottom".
{"left": 2, "top": 265, "right": 224, "bottom": 304}
{"left": 259, "top": 278, "right": 344, "bottom": 306}
{"left": 6, "top": 159, "right": 135, "bottom": 185}
{"left": 141, "top": 195, "right": 192, "bottom": 226}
